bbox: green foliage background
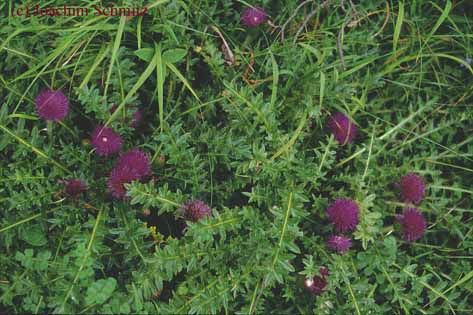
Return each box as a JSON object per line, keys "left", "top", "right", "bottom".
{"left": 0, "top": 0, "right": 472, "bottom": 314}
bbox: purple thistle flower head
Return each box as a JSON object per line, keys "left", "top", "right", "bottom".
{"left": 304, "top": 276, "right": 328, "bottom": 296}
{"left": 61, "top": 179, "right": 87, "bottom": 198}
{"left": 110, "top": 105, "right": 143, "bottom": 128}
{"left": 241, "top": 7, "right": 268, "bottom": 27}
{"left": 91, "top": 125, "right": 123, "bottom": 156}
{"left": 400, "top": 173, "right": 426, "bottom": 204}
{"left": 327, "top": 235, "right": 352, "bottom": 254}
{"left": 109, "top": 104, "right": 120, "bottom": 115}
{"left": 35, "top": 89, "right": 69, "bottom": 121}
{"left": 108, "top": 149, "right": 152, "bottom": 199}
{"left": 328, "top": 112, "right": 358, "bottom": 145}
{"left": 117, "top": 149, "right": 151, "bottom": 180}
{"left": 319, "top": 266, "right": 330, "bottom": 278}
{"left": 397, "top": 208, "right": 426, "bottom": 242}
{"left": 327, "top": 198, "right": 360, "bottom": 232}
{"left": 107, "top": 165, "right": 140, "bottom": 199}
{"left": 181, "top": 199, "right": 212, "bottom": 222}
{"left": 131, "top": 109, "right": 142, "bottom": 128}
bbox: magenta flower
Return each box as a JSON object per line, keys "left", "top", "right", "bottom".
{"left": 241, "top": 7, "right": 268, "bottom": 27}
{"left": 396, "top": 208, "right": 426, "bottom": 242}
{"left": 327, "top": 198, "right": 359, "bottom": 232}
{"left": 116, "top": 149, "right": 151, "bottom": 180}
{"left": 91, "top": 125, "right": 123, "bottom": 156}
{"left": 400, "top": 173, "right": 426, "bottom": 204}
{"left": 110, "top": 104, "right": 120, "bottom": 115}
{"left": 319, "top": 266, "right": 330, "bottom": 278}
{"left": 35, "top": 89, "right": 69, "bottom": 121}
{"left": 107, "top": 166, "right": 140, "bottom": 199}
{"left": 61, "top": 179, "right": 87, "bottom": 198}
{"left": 110, "top": 105, "right": 142, "bottom": 128}
{"left": 107, "top": 149, "right": 152, "bottom": 199}
{"left": 327, "top": 235, "right": 352, "bottom": 254}
{"left": 131, "top": 109, "right": 143, "bottom": 128}
{"left": 181, "top": 200, "right": 212, "bottom": 222}
{"left": 328, "top": 112, "right": 358, "bottom": 145}
{"left": 305, "top": 266, "right": 329, "bottom": 295}
{"left": 304, "top": 275, "right": 328, "bottom": 296}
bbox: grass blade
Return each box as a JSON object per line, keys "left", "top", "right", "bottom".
{"left": 0, "top": 208, "right": 57, "bottom": 234}
{"left": 269, "top": 50, "right": 279, "bottom": 110}
{"left": 58, "top": 207, "right": 105, "bottom": 313}
{"left": 79, "top": 44, "right": 111, "bottom": 90}
{"left": 146, "top": 0, "right": 170, "bottom": 9}
{"left": 104, "top": 50, "right": 158, "bottom": 128}
{"left": 319, "top": 71, "right": 325, "bottom": 107}
{"left": 165, "top": 62, "right": 201, "bottom": 103}
{"left": 393, "top": 2, "right": 404, "bottom": 52}
{"left": 420, "top": 1, "right": 452, "bottom": 53}
{"left": 271, "top": 113, "right": 307, "bottom": 161}
{"left": 0, "top": 124, "right": 70, "bottom": 174}
{"left": 104, "top": 16, "right": 126, "bottom": 99}
{"left": 155, "top": 43, "right": 165, "bottom": 133}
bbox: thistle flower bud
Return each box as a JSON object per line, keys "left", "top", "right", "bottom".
{"left": 181, "top": 200, "right": 212, "bottom": 222}
{"left": 327, "top": 235, "right": 352, "bottom": 254}
{"left": 61, "top": 179, "right": 87, "bottom": 199}
{"left": 400, "top": 173, "right": 426, "bottom": 204}
{"left": 327, "top": 112, "right": 358, "bottom": 145}
{"left": 241, "top": 7, "right": 268, "bottom": 28}
{"left": 305, "top": 276, "right": 328, "bottom": 295}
